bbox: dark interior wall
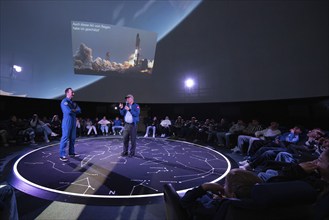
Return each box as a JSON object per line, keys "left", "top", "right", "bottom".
{"left": 1, "top": 96, "right": 328, "bottom": 130}
{"left": 1, "top": 1, "right": 328, "bottom": 103}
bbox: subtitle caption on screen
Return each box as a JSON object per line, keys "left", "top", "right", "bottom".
{"left": 72, "top": 22, "right": 111, "bottom": 32}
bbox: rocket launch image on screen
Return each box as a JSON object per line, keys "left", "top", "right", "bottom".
{"left": 72, "top": 21, "right": 158, "bottom": 76}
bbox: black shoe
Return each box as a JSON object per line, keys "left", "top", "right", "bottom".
{"left": 128, "top": 152, "right": 135, "bottom": 157}
{"left": 60, "top": 156, "right": 68, "bottom": 161}
{"left": 69, "top": 153, "right": 80, "bottom": 157}
{"left": 121, "top": 152, "right": 128, "bottom": 157}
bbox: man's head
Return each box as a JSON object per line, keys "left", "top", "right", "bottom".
{"left": 65, "top": 88, "right": 74, "bottom": 99}
{"left": 307, "top": 128, "right": 325, "bottom": 139}
{"left": 251, "top": 119, "right": 259, "bottom": 125}
{"left": 125, "top": 94, "right": 134, "bottom": 104}
{"left": 224, "top": 168, "right": 262, "bottom": 199}
{"left": 291, "top": 126, "right": 302, "bottom": 134}
{"left": 270, "top": 121, "right": 279, "bottom": 130}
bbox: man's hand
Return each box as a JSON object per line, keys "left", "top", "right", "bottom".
{"left": 299, "top": 160, "right": 318, "bottom": 174}
{"left": 201, "top": 182, "right": 224, "bottom": 194}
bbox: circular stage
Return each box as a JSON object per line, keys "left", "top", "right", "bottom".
{"left": 9, "top": 137, "right": 231, "bottom": 205}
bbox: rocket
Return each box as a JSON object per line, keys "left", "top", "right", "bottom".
{"left": 134, "top": 33, "right": 140, "bottom": 66}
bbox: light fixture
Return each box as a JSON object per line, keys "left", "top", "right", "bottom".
{"left": 185, "top": 78, "right": 195, "bottom": 88}
{"left": 13, "top": 65, "right": 22, "bottom": 73}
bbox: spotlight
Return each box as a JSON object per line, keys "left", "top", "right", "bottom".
{"left": 13, "top": 65, "right": 22, "bottom": 72}
{"left": 185, "top": 78, "right": 195, "bottom": 88}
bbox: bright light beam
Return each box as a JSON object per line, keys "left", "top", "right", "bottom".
{"left": 185, "top": 78, "right": 195, "bottom": 88}
{"left": 13, "top": 65, "right": 22, "bottom": 72}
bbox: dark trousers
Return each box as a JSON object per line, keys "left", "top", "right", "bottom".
{"left": 122, "top": 123, "right": 137, "bottom": 154}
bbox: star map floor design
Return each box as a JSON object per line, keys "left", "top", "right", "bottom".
{"left": 9, "top": 136, "right": 231, "bottom": 205}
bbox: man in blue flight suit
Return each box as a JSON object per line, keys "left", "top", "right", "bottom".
{"left": 119, "top": 94, "right": 140, "bottom": 157}
{"left": 59, "top": 88, "right": 81, "bottom": 161}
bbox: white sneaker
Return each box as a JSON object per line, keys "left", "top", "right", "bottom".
{"left": 152, "top": 135, "right": 155, "bottom": 138}
{"left": 239, "top": 160, "right": 249, "bottom": 166}
{"left": 239, "top": 163, "right": 252, "bottom": 171}
{"left": 144, "top": 134, "right": 148, "bottom": 137}
{"left": 51, "top": 132, "right": 58, "bottom": 137}
{"left": 231, "top": 146, "right": 240, "bottom": 153}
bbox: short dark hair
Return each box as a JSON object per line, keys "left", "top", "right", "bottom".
{"left": 65, "top": 88, "right": 72, "bottom": 94}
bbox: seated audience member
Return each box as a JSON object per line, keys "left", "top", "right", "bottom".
{"left": 76, "top": 117, "right": 82, "bottom": 137}
{"left": 216, "top": 119, "right": 245, "bottom": 148}
{"left": 234, "top": 121, "right": 280, "bottom": 155}
{"left": 50, "top": 114, "right": 61, "bottom": 135}
{"left": 266, "top": 149, "right": 329, "bottom": 220}
{"left": 181, "top": 117, "right": 199, "bottom": 139}
{"left": 144, "top": 116, "right": 159, "bottom": 138}
{"left": 85, "top": 118, "right": 97, "bottom": 136}
{"left": 98, "top": 116, "right": 111, "bottom": 136}
{"left": 112, "top": 116, "right": 124, "bottom": 135}
{"left": 8, "top": 115, "right": 36, "bottom": 144}
{"left": 180, "top": 169, "right": 262, "bottom": 220}
{"left": 208, "top": 117, "right": 230, "bottom": 144}
{"left": 258, "top": 137, "right": 329, "bottom": 182}
{"left": 30, "top": 114, "right": 58, "bottom": 143}
{"left": 94, "top": 117, "right": 101, "bottom": 134}
{"left": 0, "top": 129, "right": 9, "bottom": 147}
{"left": 239, "top": 126, "right": 303, "bottom": 170}
{"left": 159, "top": 116, "right": 172, "bottom": 137}
{"left": 246, "top": 121, "right": 281, "bottom": 155}
{"left": 195, "top": 118, "right": 214, "bottom": 143}
{"left": 231, "top": 119, "right": 263, "bottom": 153}
{"left": 281, "top": 128, "right": 327, "bottom": 163}
{"left": 0, "top": 182, "right": 19, "bottom": 220}
{"left": 172, "top": 116, "right": 184, "bottom": 137}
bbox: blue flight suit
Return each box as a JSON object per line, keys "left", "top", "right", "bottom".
{"left": 59, "top": 97, "right": 81, "bottom": 157}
